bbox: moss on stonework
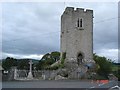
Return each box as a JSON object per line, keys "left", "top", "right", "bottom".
{"left": 61, "top": 52, "right": 66, "bottom": 65}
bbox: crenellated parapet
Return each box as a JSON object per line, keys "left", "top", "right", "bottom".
{"left": 63, "top": 7, "right": 93, "bottom": 15}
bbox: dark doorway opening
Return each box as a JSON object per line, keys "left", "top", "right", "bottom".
{"left": 77, "top": 53, "right": 83, "bottom": 66}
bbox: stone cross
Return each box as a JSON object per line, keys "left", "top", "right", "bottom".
{"left": 27, "top": 60, "right": 33, "bottom": 79}
{"left": 29, "top": 60, "right": 33, "bottom": 73}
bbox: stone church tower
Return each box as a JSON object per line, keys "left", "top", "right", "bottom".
{"left": 60, "top": 7, "right": 94, "bottom": 79}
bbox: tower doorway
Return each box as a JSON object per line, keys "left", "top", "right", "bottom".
{"left": 77, "top": 53, "right": 83, "bottom": 66}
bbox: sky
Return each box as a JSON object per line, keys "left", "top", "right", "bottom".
{"left": 0, "top": 2, "right": 118, "bottom": 62}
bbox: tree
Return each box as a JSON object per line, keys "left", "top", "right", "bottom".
{"left": 36, "top": 51, "right": 60, "bottom": 70}
{"left": 2, "top": 57, "right": 17, "bottom": 70}
{"left": 93, "top": 53, "right": 113, "bottom": 78}
{"left": 17, "top": 59, "right": 29, "bottom": 70}
{"left": 51, "top": 52, "right": 60, "bottom": 62}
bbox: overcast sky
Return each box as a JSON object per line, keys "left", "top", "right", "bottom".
{"left": 1, "top": 2, "right": 118, "bottom": 62}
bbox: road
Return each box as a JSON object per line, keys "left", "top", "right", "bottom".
{"left": 2, "top": 80, "right": 119, "bottom": 89}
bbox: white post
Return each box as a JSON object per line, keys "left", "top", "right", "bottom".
{"left": 27, "top": 60, "right": 33, "bottom": 79}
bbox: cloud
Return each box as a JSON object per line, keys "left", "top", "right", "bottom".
{"left": 1, "top": 2, "right": 118, "bottom": 62}
{"left": 2, "top": 2, "right": 61, "bottom": 55}
{"left": 94, "top": 49, "right": 118, "bottom": 63}
{"left": 2, "top": 52, "right": 43, "bottom": 60}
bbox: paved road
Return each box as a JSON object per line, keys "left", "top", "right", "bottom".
{"left": 2, "top": 80, "right": 119, "bottom": 89}
{"left": 2, "top": 80, "right": 98, "bottom": 88}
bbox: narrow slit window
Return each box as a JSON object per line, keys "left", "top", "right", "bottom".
{"left": 80, "top": 19, "right": 82, "bottom": 27}
{"left": 77, "top": 19, "right": 79, "bottom": 27}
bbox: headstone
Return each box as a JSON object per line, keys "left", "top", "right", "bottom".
{"left": 42, "top": 74, "right": 46, "bottom": 80}
{"left": 14, "top": 67, "right": 18, "bottom": 80}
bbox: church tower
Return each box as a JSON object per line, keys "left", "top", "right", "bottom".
{"left": 60, "top": 7, "right": 94, "bottom": 79}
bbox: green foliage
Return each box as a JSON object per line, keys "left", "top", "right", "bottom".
{"left": 36, "top": 51, "right": 60, "bottom": 70}
{"left": 49, "top": 63, "right": 65, "bottom": 70}
{"left": 17, "top": 59, "right": 29, "bottom": 70}
{"left": 93, "top": 53, "right": 113, "bottom": 78}
{"left": 51, "top": 52, "right": 60, "bottom": 61}
{"left": 35, "top": 60, "right": 44, "bottom": 70}
{"left": 59, "top": 63, "right": 65, "bottom": 68}
{"left": 35, "top": 51, "right": 67, "bottom": 70}
{"left": 61, "top": 52, "right": 66, "bottom": 64}
{"left": 2, "top": 57, "right": 33, "bottom": 70}
{"left": 2, "top": 57, "right": 17, "bottom": 70}
{"left": 62, "top": 52, "right": 66, "bottom": 59}
{"left": 111, "top": 64, "right": 120, "bottom": 80}
{"left": 61, "top": 58, "right": 65, "bottom": 65}
{"left": 116, "top": 71, "right": 120, "bottom": 80}
{"left": 49, "top": 64, "right": 60, "bottom": 70}
{"left": 95, "top": 74, "right": 108, "bottom": 80}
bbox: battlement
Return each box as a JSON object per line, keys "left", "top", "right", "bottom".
{"left": 65, "top": 7, "right": 74, "bottom": 12}
{"left": 63, "top": 7, "right": 93, "bottom": 15}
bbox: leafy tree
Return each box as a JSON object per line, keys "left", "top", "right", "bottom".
{"left": 93, "top": 53, "right": 113, "bottom": 78}
{"left": 41, "top": 53, "right": 50, "bottom": 61}
{"left": 51, "top": 52, "right": 60, "bottom": 62}
{"left": 2, "top": 57, "right": 17, "bottom": 70}
{"left": 36, "top": 51, "right": 60, "bottom": 70}
{"left": 17, "top": 59, "right": 29, "bottom": 70}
